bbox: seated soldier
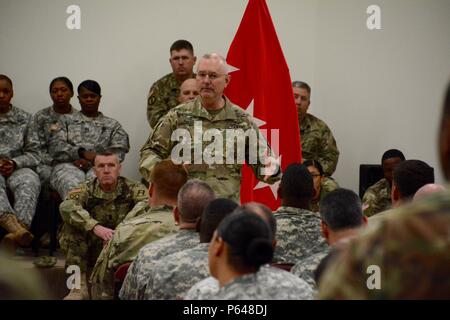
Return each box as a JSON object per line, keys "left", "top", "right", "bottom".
{"left": 318, "top": 83, "right": 450, "bottom": 300}
{"left": 273, "top": 163, "right": 326, "bottom": 264}
{"left": 304, "top": 160, "right": 339, "bottom": 213}
{"left": 89, "top": 160, "right": 188, "bottom": 300}
{"left": 120, "top": 179, "right": 216, "bottom": 300}
{"left": 362, "top": 149, "right": 405, "bottom": 216}
{"left": 369, "top": 159, "right": 435, "bottom": 224}
{"left": 206, "top": 211, "right": 313, "bottom": 300}
{"left": 0, "top": 74, "right": 40, "bottom": 248}
{"left": 142, "top": 198, "right": 238, "bottom": 300}
{"left": 293, "top": 81, "right": 339, "bottom": 176}
{"left": 291, "top": 188, "right": 368, "bottom": 288}
{"left": 147, "top": 40, "right": 197, "bottom": 128}
{"left": 29, "top": 77, "right": 79, "bottom": 186}
{"left": 59, "top": 151, "right": 147, "bottom": 300}
{"left": 49, "top": 80, "right": 130, "bottom": 200}
{"left": 178, "top": 78, "right": 199, "bottom": 104}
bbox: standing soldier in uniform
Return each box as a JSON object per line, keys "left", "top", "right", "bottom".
{"left": 59, "top": 151, "right": 147, "bottom": 300}
{"left": 0, "top": 75, "right": 40, "bottom": 248}
{"left": 49, "top": 80, "right": 129, "bottom": 200}
{"left": 292, "top": 81, "right": 339, "bottom": 177}
{"left": 147, "top": 39, "right": 197, "bottom": 128}
{"left": 140, "top": 53, "right": 280, "bottom": 203}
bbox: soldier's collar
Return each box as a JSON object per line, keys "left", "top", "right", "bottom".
{"left": 193, "top": 96, "right": 238, "bottom": 121}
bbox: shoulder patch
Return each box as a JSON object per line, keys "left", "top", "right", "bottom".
{"left": 67, "top": 188, "right": 82, "bottom": 200}
{"left": 148, "top": 88, "right": 156, "bottom": 105}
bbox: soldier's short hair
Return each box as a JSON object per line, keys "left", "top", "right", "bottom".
{"left": 78, "top": 79, "right": 101, "bottom": 96}
{"left": 320, "top": 188, "right": 364, "bottom": 231}
{"left": 239, "top": 203, "right": 276, "bottom": 240}
{"left": 177, "top": 179, "right": 215, "bottom": 223}
{"left": 292, "top": 81, "right": 311, "bottom": 95}
{"left": 217, "top": 212, "right": 273, "bottom": 272}
{"left": 94, "top": 149, "right": 119, "bottom": 163}
{"left": 150, "top": 160, "right": 188, "bottom": 200}
{"left": 280, "top": 163, "right": 313, "bottom": 202}
{"left": 199, "top": 198, "right": 238, "bottom": 243}
{"left": 381, "top": 149, "right": 405, "bottom": 166}
{"left": 0, "top": 74, "right": 13, "bottom": 87}
{"left": 49, "top": 76, "right": 73, "bottom": 93}
{"left": 393, "top": 160, "right": 435, "bottom": 199}
{"left": 303, "top": 160, "right": 324, "bottom": 176}
{"left": 170, "top": 39, "right": 194, "bottom": 55}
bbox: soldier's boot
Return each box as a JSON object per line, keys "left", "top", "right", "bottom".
{"left": 0, "top": 213, "right": 34, "bottom": 247}
{"left": 63, "top": 273, "right": 89, "bottom": 300}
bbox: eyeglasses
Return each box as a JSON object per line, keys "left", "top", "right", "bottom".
{"left": 310, "top": 173, "right": 322, "bottom": 178}
{"left": 196, "top": 72, "right": 227, "bottom": 81}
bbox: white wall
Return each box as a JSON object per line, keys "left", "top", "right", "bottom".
{"left": 1, "top": 0, "right": 449, "bottom": 193}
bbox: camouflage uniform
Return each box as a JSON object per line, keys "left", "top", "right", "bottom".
{"left": 300, "top": 113, "right": 339, "bottom": 176}
{"left": 140, "top": 96, "right": 279, "bottom": 203}
{"left": 90, "top": 203, "right": 177, "bottom": 300}
{"left": 362, "top": 178, "right": 392, "bottom": 217}
{"left": 49, "top": 111, "right": 130, "bottom": 199}
{"left": 143, "top": 242, "right": 209, "bottom": 300}
{"left": 58, "top": 177, "right": 147, "bottom": 272}
{"left": 291, "top": 250, "right": 328, "bottom": 287}
{"left": 273, "top": 206, "right": 327, "bottom": 264}
{"left": 206, "top": 265, "right": 314, "bottom": 300}
{"left": 0, "top": 106, "right": 41, "bottom": 226}
{"left": 147, "top": 73, "right": 195, "bottom": 128}
{"left": 318, "top": 189, "right": 450, "bottom": 299}
{"left": 119, "top": 228, "right": 199, "bottom": 300}
{"left": 28, "top": 106, "right": 78, "bottom": 184}
{"left": 311, "top": 177, "right": 339, "bottom": 213}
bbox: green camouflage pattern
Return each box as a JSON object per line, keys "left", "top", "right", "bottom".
{"left": 186, "top": 265, "right": 315, "bottom": 300}
{"left": 120, "top": 229, "right": 199, "bottom": 300}
{"left": 48, "top": 111, "right": 130, "bottom": 164}
{"left": 300, "top": 113, "right": 339, "bottom": 176}
{"left": 318, "top": 189, "right": 450, "bottom": 299}
{"left": 273, "top": 206, "right": 327, "bottom": 264}
{"left": 58, "top": 176, "right": 147, "bottom": 272}
{"left": 90, "top": 203, "right": 177, "bottom": 299}
{"left": 28, "top": 106, "right": 78, "bottom": 183}
{"left": 143, "top": 242, "right": 209, "bottom": 300}
{"left": 140, "top": 96, "right": 279, "bottom": 203}
{"left": 291, "top": 249, "right": 328, "bottom": 288}
{"left": 311, "top": 177, "right": 339, "bottom": 213}
{"left": 147, "top": 73, "right": 195, "bottom": 128}
{"left": 362, "top": 178, "right": 392, "bottom": 217}
{"left": 207, "top": 265, "right": 314, "bottom": 300}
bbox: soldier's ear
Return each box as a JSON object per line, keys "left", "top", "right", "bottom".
{"left": 391, "top": 183, "right": 400, "bottom": 205}
{"left": 173, "top": 207, "right": 180, "bottom": 224}
{"left": 320, "top": 220, "right": 329, "bottom": 242}
{"left": 277, "top": 185, "right": 282, "bottom": 199}
{"left": 440, "top": 118, "right": 450, "bottom": 180}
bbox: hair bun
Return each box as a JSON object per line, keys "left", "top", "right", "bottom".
{"left": 245, "top": 238, "right": 273, "bottom": 268}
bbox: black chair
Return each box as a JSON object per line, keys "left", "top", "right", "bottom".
{"left": 359, "top": 164, "right": 383, "bottom": 199}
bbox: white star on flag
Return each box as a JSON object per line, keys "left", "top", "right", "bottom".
{"left": 254, "top": 180, "right": 281, "bottom": 199}
{"left": 244, "top": 100, "right": 266, "bottom": 128}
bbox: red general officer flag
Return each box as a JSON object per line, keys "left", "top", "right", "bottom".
{"left": 225, "top": 0, "right": 302, "bottom": 210}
